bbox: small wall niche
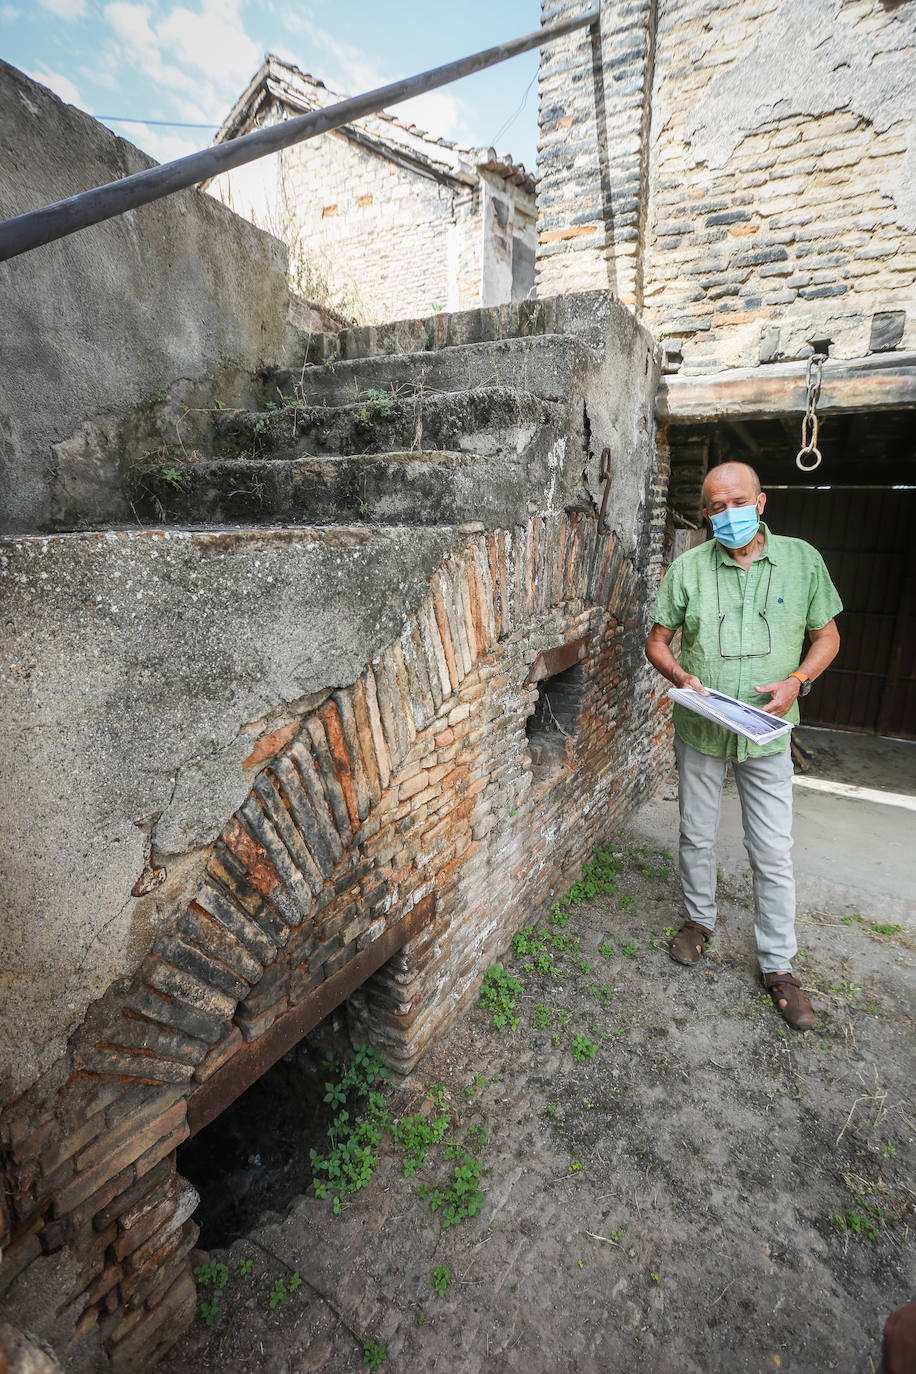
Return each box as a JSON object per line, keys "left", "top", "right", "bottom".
{"left": 525, "top": 635, "right": 589, "bottom": 772}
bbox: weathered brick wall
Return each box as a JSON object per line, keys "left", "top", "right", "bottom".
{"left": 282, "top": 124, "right": 462, "bottom": 322}
{"left": 212, "top": 109, "right": 461, "bottom": 324}
{"left": 0, "top": 508, "right": 670, "bottom": 1372}
{"left": 642, "top": 0, "right": 916, "bottom": 370}
{"left": 210, "top": 94, "right": 536, "bottom": 325}
{"left": 537, "top": 0, "right": 655, "bottom": 305}
{"left": 537, "top": 0, "right": 916, "bottom": 369}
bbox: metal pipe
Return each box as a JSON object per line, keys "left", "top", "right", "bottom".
{"left": 0, "top": 7, "right": 600, "bottom": 262}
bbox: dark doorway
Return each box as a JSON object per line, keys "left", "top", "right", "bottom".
{"left": 763, "top": 487, "right": 915, "bottom": 738}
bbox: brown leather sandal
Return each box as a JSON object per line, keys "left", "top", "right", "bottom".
{"left": 669, "top": 920, "right": 713, "bottom": 966}
{"left": 762, "top": 971, "right": 817, "bottom": 1030}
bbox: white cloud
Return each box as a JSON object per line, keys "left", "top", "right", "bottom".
{"left": 1, "top": 5, "right": 22, "bottom": 21}
{"left": 396, "top": 89, "right": 468, "bottom": 144}
{"left": 102, "top": 0, "right": 261, "bottom": 126}
{"left": 158, "top": 0, "right": 260, "bottom": 86}
{"left": 82, "top": 62, "right": 120, "bottom": 91}
{"left": 36, "top": 0, "right": 85, "bottom": 17}
{"left": 283, "top": 14, "right": 382, "bottom": 96}
{"left": 280, "top": 15, "right": 470, "bottom": 144}
{"left": 128, "top": 122, "right": 204, "bottom": 164}
{"left": 26, "top": 65, "right": 86, "bottom": 108}
{"left": 104, "top": 2, "right": 188, "bottom": 93}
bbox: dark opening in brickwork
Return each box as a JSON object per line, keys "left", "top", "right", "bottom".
{"left": 526, "top": 661, "right": 584, "bottom": 771}
{"left": 177, "top": 1018, "right": 344, "bottom": 1248}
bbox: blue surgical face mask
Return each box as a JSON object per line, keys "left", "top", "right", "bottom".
{"left": 710, "top": 502, "right": 760, "bottom": 549}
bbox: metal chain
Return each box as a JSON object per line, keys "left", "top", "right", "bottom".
{"left": 796, "top": 352, "right": 826, "bottom": 472}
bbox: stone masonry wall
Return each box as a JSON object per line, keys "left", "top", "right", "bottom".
{"left": 0, "top": 285, "right": 670, "bottom": 1370}
{"left": 642, "top": 0, "right": 916, "bottom": 371}
{"left": 209, "top": 98, "right": 537, "bottom": 325}
{"left": 275, "top": 114, "right": 462, "bottom": 322}
{"left": 0, "top": 507, "right": 671, "bottom": 1372}
{"left": 536, "top": 0, "right": 916, "bottom": 371}
{"left": 537, "top": 0, "right": 655, "bottom": 306}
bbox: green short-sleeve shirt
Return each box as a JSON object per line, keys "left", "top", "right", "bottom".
{"left": 650, "top": 524, "right": 843, "bottom": 760}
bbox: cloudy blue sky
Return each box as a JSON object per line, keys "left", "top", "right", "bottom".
{"left": 1, "top": 0, "right": 543, "bottom": 172}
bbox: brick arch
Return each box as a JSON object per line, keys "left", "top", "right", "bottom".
{"left": 2, "top": 511, "right": 644, "bottom": 1372}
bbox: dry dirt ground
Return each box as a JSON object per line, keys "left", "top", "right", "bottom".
{"left": 161, "top": 787, "right": 915, "bottom": 1374}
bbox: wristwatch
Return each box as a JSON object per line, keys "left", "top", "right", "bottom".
{"left": 790, "top": 670, "right": 812, "bottom": 696}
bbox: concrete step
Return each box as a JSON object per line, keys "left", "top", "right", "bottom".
{"left": 297, "top": 290, "right": 613, "bottom": 366}
{"left": 295, "top": 335, "right": 593, "bottom": 409}
{"left": 127, "top": 448, "right": 558, "bottom": 528}
{"left": 207, "top": 387, "right": 565, "bottom": 463}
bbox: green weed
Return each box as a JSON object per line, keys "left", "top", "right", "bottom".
{"left": 571, "top": 1034, "right": 597, "bottom": 1062}
{"left": 430, "top": 1264, "right": 452, "bottom": 1298}
{"left": 512, "top": 925, "right": 555, "bottom": 975}
{"left": 550, "top": 847, "right": 622, "bottom": 923}
{"left": 194, "top": 1258, "right": 228, "bottom": 1326}
{"left": 199, "top": 1295, "right": 220, "bottom": 1326}
{"left": 391, "top": 1107, "right": 449, "bottom": 1178}
{"left": 479, "top": 964, "right": 521, "bottom": 1032}
{"left": 419, "top": 1152, "right": 483, "bottom": 1227}
{"left": 829, "top": 1209, "right": 878, "bottom": 1241}
{"left": 363, "top": 1338, "right": 387, "bottom": 1369}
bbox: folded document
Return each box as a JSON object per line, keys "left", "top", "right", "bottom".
{"left": 667, "top": 686, "right": 792, "bottom": 745}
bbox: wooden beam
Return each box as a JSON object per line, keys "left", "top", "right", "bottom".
{"left": 656, "top": 354, "right": 916, "bottom": 424}
{"left": 186, "top": 894, "right": 434, "bottom": 1137}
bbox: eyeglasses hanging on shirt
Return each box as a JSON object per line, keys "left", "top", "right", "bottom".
{"left": 715, "top": 560, "right": 773, "bottom": 659}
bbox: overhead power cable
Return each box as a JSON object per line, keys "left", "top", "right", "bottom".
{"left": 490, "top": 68, "right": 537, "bottom": 149}
{"left": 97, "top": 116, "right": 221, "bottom": 128}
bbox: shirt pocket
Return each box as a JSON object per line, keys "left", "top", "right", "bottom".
{"left": 769, "top": 584, "right": 806, "bottom": 645}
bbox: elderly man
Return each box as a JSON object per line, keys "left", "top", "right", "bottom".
{"left": 645, "top": 461, "right": 842, "bottom": 1029}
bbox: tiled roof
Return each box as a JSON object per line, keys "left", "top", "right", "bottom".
{"left": 215, "top": 53, "right": 535, "bottom": 195}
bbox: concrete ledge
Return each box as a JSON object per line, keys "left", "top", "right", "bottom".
{"left": 656, "top": 352, "right": 916, "bottom": 423}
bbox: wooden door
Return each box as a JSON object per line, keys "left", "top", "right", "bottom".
{"left": 763, "top": 488, "right": 915, "bottom": 738}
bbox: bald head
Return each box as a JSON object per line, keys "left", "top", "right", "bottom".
{"left": 702, "top": 462, "right": 762, "bottom": 513}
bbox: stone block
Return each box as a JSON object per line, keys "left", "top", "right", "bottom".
{"left": 869, "top": 310, "right": 906, "bottom": 352}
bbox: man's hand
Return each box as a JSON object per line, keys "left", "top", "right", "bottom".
{"left": 754, "top": 677, "right": 800, "bottom": 716}
{"left": 679, "top": 673, "right": 709, "bottom": 696}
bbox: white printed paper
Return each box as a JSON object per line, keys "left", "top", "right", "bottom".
{"left": 667, "top": 686, "right": 792, "bottom": 745}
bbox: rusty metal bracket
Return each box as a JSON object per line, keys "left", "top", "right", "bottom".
{"left": 186, "top": 893, "right": 434, "bottom": 1137}
{"left": 597, "top": 448, "right": 613, "bottom": 534}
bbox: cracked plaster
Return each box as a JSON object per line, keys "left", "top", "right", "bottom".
{"left": 660, "top": 0, "right": 916, "bottom": 232}
{"left": 0, "top": 525, "right": 457, "bottom": 1099}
